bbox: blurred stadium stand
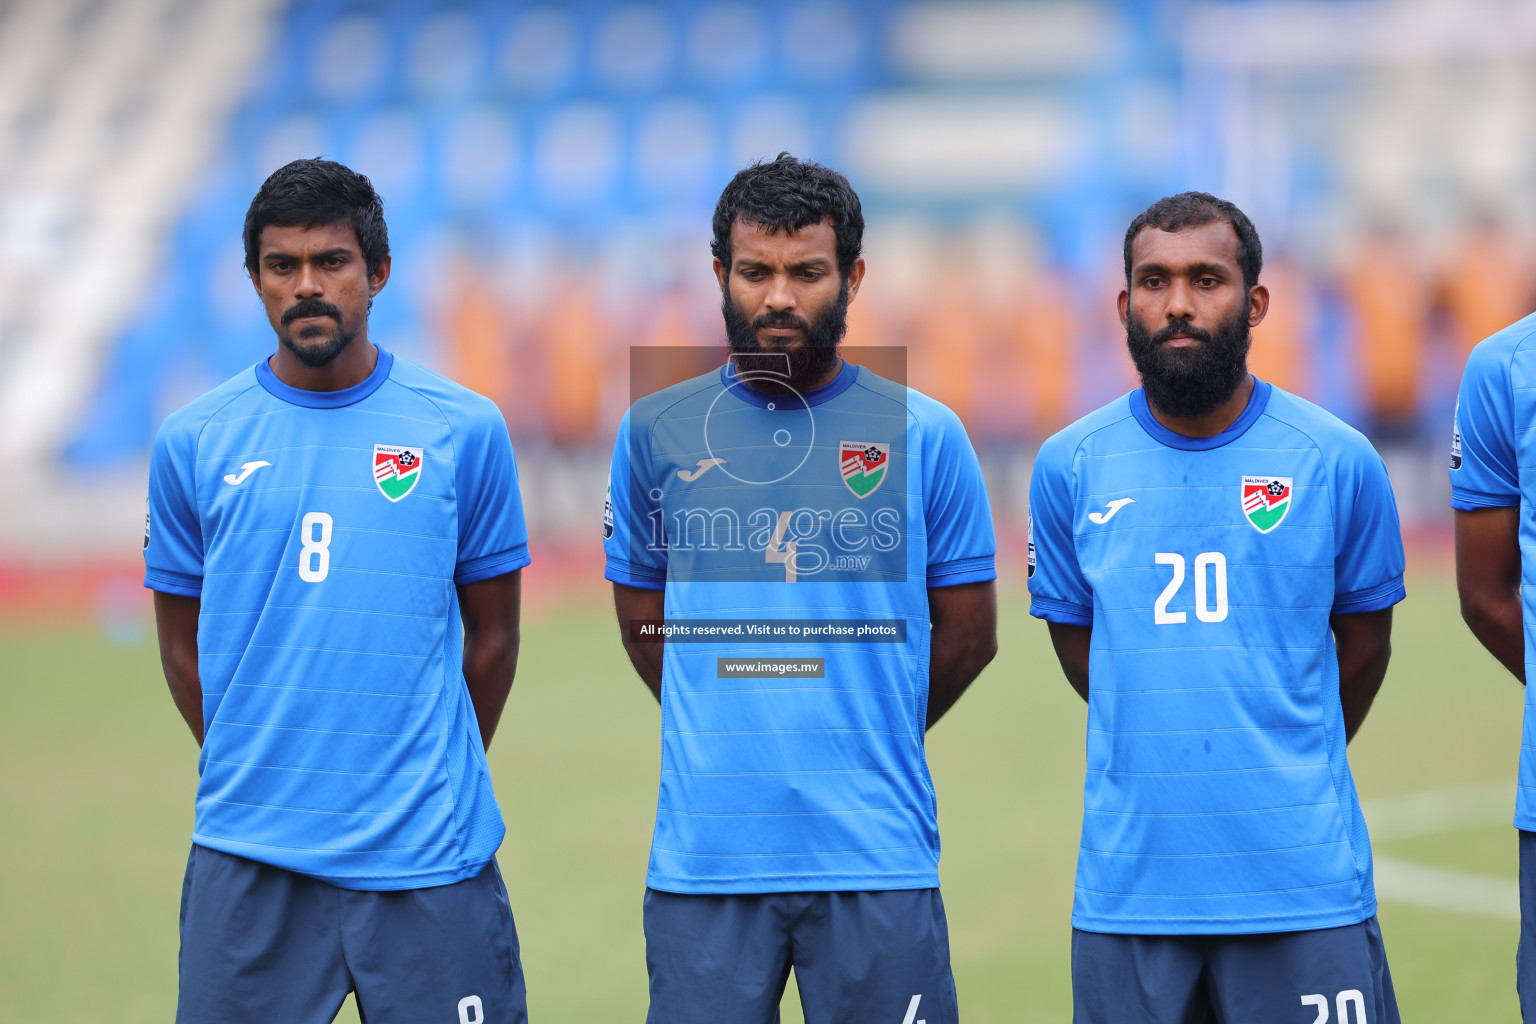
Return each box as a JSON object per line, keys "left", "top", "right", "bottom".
{"left": 3, "top": 0, "right": 1535, "bottom": 603}
{"left": 0, "top": 0, "right": 279, "bottom": 463}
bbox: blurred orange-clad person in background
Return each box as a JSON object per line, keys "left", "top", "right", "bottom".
{"left": 1080, "top": 256, "right": 1141, "bottom": 406}
{"left": 1247, "top": 255, "right": 1311, "bottom": 398}
{"left": 910, "top": 264, "right": 980, "bottom": 426}
{"left": 441, "top": 260, "right": 514, "bottom": 415}
{"left": 546, "top": 270, "right": 606, "bottom": 446}
{"left": 841, "top": 226, "right": 923, "bottom": 390}
{"left": 1438, "top": 211, "right": 1534, "bottom": 369}
{"left": 1342, "top": 221, "right": 1431, "bottom": 440}
{"left": 1010, "top": 268, "right": 1077, "bottom": 439}
{"left": 963, "top": 227, "right": 1070, "bottom": 441}
{"left": 839, "top": 283, "right": 909, "bottom": 389}
{"left": 632, "top": 283, "right": 715, "bottom": 399}
{"left": 839, "top": 270, "right": 889, "bottom": 350}
{"left": 970, "top": 266, "right": 1077, "bottom": 441}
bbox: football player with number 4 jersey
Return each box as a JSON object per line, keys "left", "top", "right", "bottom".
{"left": 144, "top": 160, "right": 531, "bottom": 1024}
{"left": 607, "top": 155, "right": 998, "bottom": 1024}
{"left": 1029, "top": 193, "right": 1405, "bottom": 1023}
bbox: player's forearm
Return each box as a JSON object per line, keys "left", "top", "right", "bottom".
{"left": 1460, "top": 592, "right": 1526, "bottom": 684}
{"left": 153, "top": 591, "right": 204, "bottom": 744}
{"left": 613, "top": 583, "right": 666, "bottom": 703}
{"left": 925, "top": 631, "right": 996, "bottom": 729}
{"left": 1332, "top": 608, "right": 1393, "bottom": 742}
{"left": 458, "top": 572, "right": 523, "bottom": 749}
{"left": 1454, "top": 507, "right": 1525, "bottom": 682}
{"left": 1337, "top": 652, "right": 1390, "bottom": 742}
{"left": 924, "top": 581, "right": 997, "bottom": 728}
{"left": 463, "top": 631, "right": 518, "bottom": 749}
{"left": 1046, "top": 622, "right": 1092, "bottom": 703}
{"left": 163, "top": 669, "right": 204, "bottom": 745}
{"left": 621, "top": 642, "right": 665, "bottom": 702}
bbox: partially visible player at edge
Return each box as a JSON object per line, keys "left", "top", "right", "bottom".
{"left": 1029, "top": 192, "right": 1405, "bottom": 1023}
{"left": 1449, "top": 290, "right": 1536, "bottom": 1019}
{"left": 144, "top": 159, "right": 532, "bottom": 1024}
{"left": 605, "top": 154, "right": 998, "bottom": 1024}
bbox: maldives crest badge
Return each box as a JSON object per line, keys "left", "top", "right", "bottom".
{"left": 1241, "top": 475, "right": 1292, "bottom": 534}
{"left": 374, "top": 445, "right": 424, "bottom": 502}
{"left": 840, "top": 441, "right": 890, "bottom": 498}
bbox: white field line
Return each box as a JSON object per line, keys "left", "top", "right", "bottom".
{"left": 1371, "top": 856, "right": 1519, "bottom": 920}
{"left": 1362, "top": 780, "right": 1517, "bottom": 919}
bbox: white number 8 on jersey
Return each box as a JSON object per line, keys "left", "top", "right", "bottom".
{"left": 298, "top": 512, "right": 332, "bottom": 583}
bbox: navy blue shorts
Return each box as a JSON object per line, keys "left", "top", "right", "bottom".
{"left": 1519, "top": 829, "right": 1536, "bottom": 1018}
{"left": 1071, "top": 917, "right": 1399, "bottom": 1024}
{"left": 643, "top": 887, "right": 957, "bottom": 1024}
{"left": 175, "top": 844, "right": 527, "bottom": 1024}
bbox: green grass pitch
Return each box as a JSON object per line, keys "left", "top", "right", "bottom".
{"left": 0, "top": 575, "right": 1522, "bottom": 1021}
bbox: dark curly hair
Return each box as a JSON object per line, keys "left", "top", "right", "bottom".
{"left": 1123, "top": 191, "right": 1262, "bottom": 290}
{"left": 243, "top": 158, "right": 389, "bottom": 278}
{"left": 711, "top": 152, "right": 864, "bottom": 279}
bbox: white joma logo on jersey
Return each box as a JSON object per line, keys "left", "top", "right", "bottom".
{"left": 677, "top": 458, "right": 727, "bottom": 482}
{"left": 1087, "top": 497, "right": 1135, "bottom": 524}
{"left": 223, "top": 461, "right": 270, "bottom": 485}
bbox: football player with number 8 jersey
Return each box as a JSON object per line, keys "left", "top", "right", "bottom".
{"left": 144, "top": 160, "right": 531, "bottom": 1024}
{"left": 1028, "top": 193, "right": 1405, "bottom": 1023}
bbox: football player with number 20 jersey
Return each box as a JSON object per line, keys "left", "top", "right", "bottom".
{"left": 1029, "top": 193, "right": 1405, "bottom": 1023}
{"left": 145, "top": 160, "right": 531, "bottom": 1024}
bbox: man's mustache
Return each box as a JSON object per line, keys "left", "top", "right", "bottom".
{"left": 282, "top": 299, "right": 344, "bottom": 326}
{"left": 1153, "top": 321, "right": 1212, "bottom": 345}
{"left": 752, "top": 312, "right": 810, "bottom": 334}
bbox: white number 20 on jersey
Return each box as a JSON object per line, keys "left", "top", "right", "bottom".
{"left": 1153, "top": 551, "right": 1228, "bottom": 624}
{"left": 298, "top": 512, "right": 332, "bottom": 583}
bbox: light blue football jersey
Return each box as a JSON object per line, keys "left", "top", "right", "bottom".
{"left": 143, "top": 348, "right": 530, "bottom": 890}
{"left": 605, "top": 359, "right": 996, "bottom": 893}
{"left": 1451, "top": 312, "right": 1536, "bottom": 830}
{"left": 1029, "top": 380, "right": 1405, "bottom": 934}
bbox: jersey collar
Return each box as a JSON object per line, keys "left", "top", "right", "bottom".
{"left": 720, "top": 357, "right": 858, "bottom": 409}
{"left": 1129, "top": 377, "right": 1272, "bottom": 451}
{"left": 255, "top": 346, "right": 394, "bottom": 409}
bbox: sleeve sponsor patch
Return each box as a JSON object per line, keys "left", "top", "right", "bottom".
{"left": 1450, "top": 403, "right": 1463, "bottom": 470}
{"left": 1026, "top": 513, "right": 1036, "bottom": 579}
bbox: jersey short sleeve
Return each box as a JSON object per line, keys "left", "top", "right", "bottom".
{"left": 604, "top": 408, "right": 667, "bottom": 590}
{"left": 1451, "top": 337, "right": 1520, "bottom": 510}
{"left": 453, "top": 402, "right": 531, "bottom": 585}
{"left": 917, "top": 398, "right": 997, "bottom": 587}
{"left": 1027, "top": 432, "right": 1092, "bottom": 626}
{"left": 1331, "top": 442, "right": 1407, "bottom": 614}
{"left": 144, "top": 415, "right": 205, "bottom": 596}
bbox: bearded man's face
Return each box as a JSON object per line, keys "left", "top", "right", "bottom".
{"left": 1121, "top": 220, "right": 1259, "bottom": 418}
{"left": 716, "top": 217, "right": 857, "bottom": 393}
